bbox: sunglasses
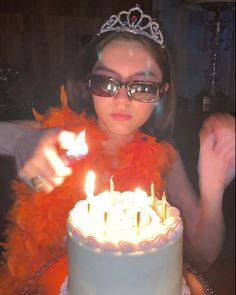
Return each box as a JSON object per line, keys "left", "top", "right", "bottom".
{"left": 87, "top": 74, "right": 166, "bottom": 103}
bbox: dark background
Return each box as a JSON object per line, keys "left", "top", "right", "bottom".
{"left": 0, "top": 0, "right": 235, "bottom": 117}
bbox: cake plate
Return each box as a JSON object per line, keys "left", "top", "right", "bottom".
{"left": 19, "top": 257, "right": 214, "bottom": 295}
{"left": 184, "top": 263, "right": 214, "bottom": 295}
{"left": 59, "top": 264, "right": 214, "bottom": 295}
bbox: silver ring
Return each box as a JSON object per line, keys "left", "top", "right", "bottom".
{"left": 31, "top": 175, "right": 46, "bottom": 192}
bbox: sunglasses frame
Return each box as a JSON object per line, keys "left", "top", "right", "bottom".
{"left": 87, "top": 74, "right": 166, "bottom": 103}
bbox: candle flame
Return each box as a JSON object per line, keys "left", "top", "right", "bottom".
{"left": 66, "top": 130, "right": 88, "bottom": 158}
{"left": 85, "top": 170, "right": 96, "bottom": 198}
{"left": 134, "top": 187, "right": 147, "bottom": 197}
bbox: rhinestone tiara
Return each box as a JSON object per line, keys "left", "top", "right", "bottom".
{"left": 98, "top": 5, "right": 165, "bottom": 48}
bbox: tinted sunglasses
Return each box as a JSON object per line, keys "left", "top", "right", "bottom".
{"left": 87, "top": 74, "right": 166, "bottom": 103}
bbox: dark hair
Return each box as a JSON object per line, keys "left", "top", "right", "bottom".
{"left": 66, "top": 31, "right": 176, "bottom": 140}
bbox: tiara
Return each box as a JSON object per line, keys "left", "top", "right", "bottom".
{"left": 98, "top": 5, "right": 165, "bottom": 48}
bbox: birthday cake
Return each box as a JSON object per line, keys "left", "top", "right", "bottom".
{"left": 66, "top": 185, "right": 191, "bottom": 295}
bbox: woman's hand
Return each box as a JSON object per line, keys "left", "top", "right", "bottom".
{"left": 198, "top": 113, "right": 235, "bottom": 200}
{"left": 18, "top": 129, "right": 78, "bottom": 193}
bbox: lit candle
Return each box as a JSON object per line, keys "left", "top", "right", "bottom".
{"left": 151, "top": 182, "right": 155, "bottom": 208}
{"left": 150, "top": 183, "right": 163, "bottom": 220}
{"left": 66, "top": 130, "right": 88, "bottom": 160}
{"left": 85, "top": 171, "right": 96, "bottom": 214}
{"left": 110, "top": 176, "right": 115, "bottom": 205}
{"left": 87, "top": 202, "right": 91, "bottom": 214}
{"left": 104, "top": 211, "right": 108, "bottom": 223}
{"left": 85, "top": 170, "right": 96, "bottom": 198}
{"left": 104, "top": 211, "right": 108, "bottom": 236}
{"left": 136, "top": 211, "right": 141, "bottom": 235}
{"left": 161, "top": 192, "right": 167, "bottom": 222}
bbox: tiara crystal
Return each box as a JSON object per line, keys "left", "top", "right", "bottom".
{"left": 98, "top": 5, "right": 165, "bottom": 48}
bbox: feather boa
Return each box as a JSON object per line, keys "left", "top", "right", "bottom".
{"left": 0, "top": 90, "right": 176, "bottom": 295}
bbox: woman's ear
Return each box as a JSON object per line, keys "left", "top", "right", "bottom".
{"left": 164, "top": 82, "right": 169, "bottom": 93}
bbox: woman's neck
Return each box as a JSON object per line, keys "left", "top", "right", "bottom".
{"left": 102, "top": 131, "right": 136, "bottom": 156}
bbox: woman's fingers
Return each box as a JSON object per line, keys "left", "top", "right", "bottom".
{"left": 199, "top": 113, "right": 235, "bottom": 191}
{"left": 18, "top": 129, "right": 77, "bottom": 193}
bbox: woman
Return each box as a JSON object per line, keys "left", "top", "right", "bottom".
{"left": 0, "top": 5, "right": 235, "bottom": 295}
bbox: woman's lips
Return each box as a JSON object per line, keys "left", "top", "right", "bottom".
{"left": 111, "top": 112, "right": 132, "bottom": 121}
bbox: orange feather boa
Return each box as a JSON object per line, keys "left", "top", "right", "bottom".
{"left": 0, "top": 93, "right": 176, "bottom": 294}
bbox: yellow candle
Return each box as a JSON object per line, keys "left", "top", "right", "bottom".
{"left": 104, "top": 211, "right": 108, "bottom": 224}
{"left": 85, "top": 170, "right": 96, "bottom": 199}
{"left": 161, "top": 192, "right": 167, "bottom": 221}
{"left": 151, "top": 182, "right": 155, "bottom": 208}
{"left": 136, "top": 211, "right": 141, "bottom": 235}
{"left": 87, "top": 202, "right": 91, "bottom": 214}
{"left": 104, "top": 211, "right": 108, "bottom": 236}
{"left": 110, "top": 176, "right": 115, "bottom": 205}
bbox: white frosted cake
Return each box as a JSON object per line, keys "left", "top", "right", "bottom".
{"left": 66, "top": 189, "right": 190, "bottom": 295}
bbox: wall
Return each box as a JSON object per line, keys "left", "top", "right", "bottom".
{"left": 0, "top": 0, "right": 235, "bottom": 118}
{"left": 0, "top": 0, "right": 152, "bottom": 76}
{"left": 0, "top": 0, "right": 152, "bottom": 118}
{"left": 153, "top": 0, "right": 235, "bottom": 111}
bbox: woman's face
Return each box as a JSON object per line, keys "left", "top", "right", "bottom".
{"left": 92, "top": 39, "right": 167, "bottom": 137}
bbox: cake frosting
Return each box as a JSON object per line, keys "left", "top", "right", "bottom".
{"left": 67, "top": 189, "right": 189, "bottom": 295}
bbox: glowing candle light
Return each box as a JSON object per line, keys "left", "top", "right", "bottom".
{"left": 135, "top": 187, "right": 147, "bottom": 197}
{"left": 66, "top": 130, "right": 88, "bottom": 160}
{"left": 85, "top": 170, "right": 96, "bottom": 199}
{"left": 134, "top": 187, "right": 147, "bottom": 206}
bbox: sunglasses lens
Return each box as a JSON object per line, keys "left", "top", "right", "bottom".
{"left": 129, "top": 83, "right": 159, "bottom": 102}
{"left": 88, "top": 75, "right": 163, "bottom": 102}
{"left": 89, "top": 75, "right": 118, "bottom": 97}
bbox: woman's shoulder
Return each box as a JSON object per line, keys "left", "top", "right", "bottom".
{"left": 155, "top": 133, "right": 177, "bottom": 148}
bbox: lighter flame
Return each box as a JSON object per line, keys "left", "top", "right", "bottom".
{"left": 85, "top": 170, "right": 96, "bottom": 199}
{"left": 66, "top": 130, "right": 88, "bottom": 158}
